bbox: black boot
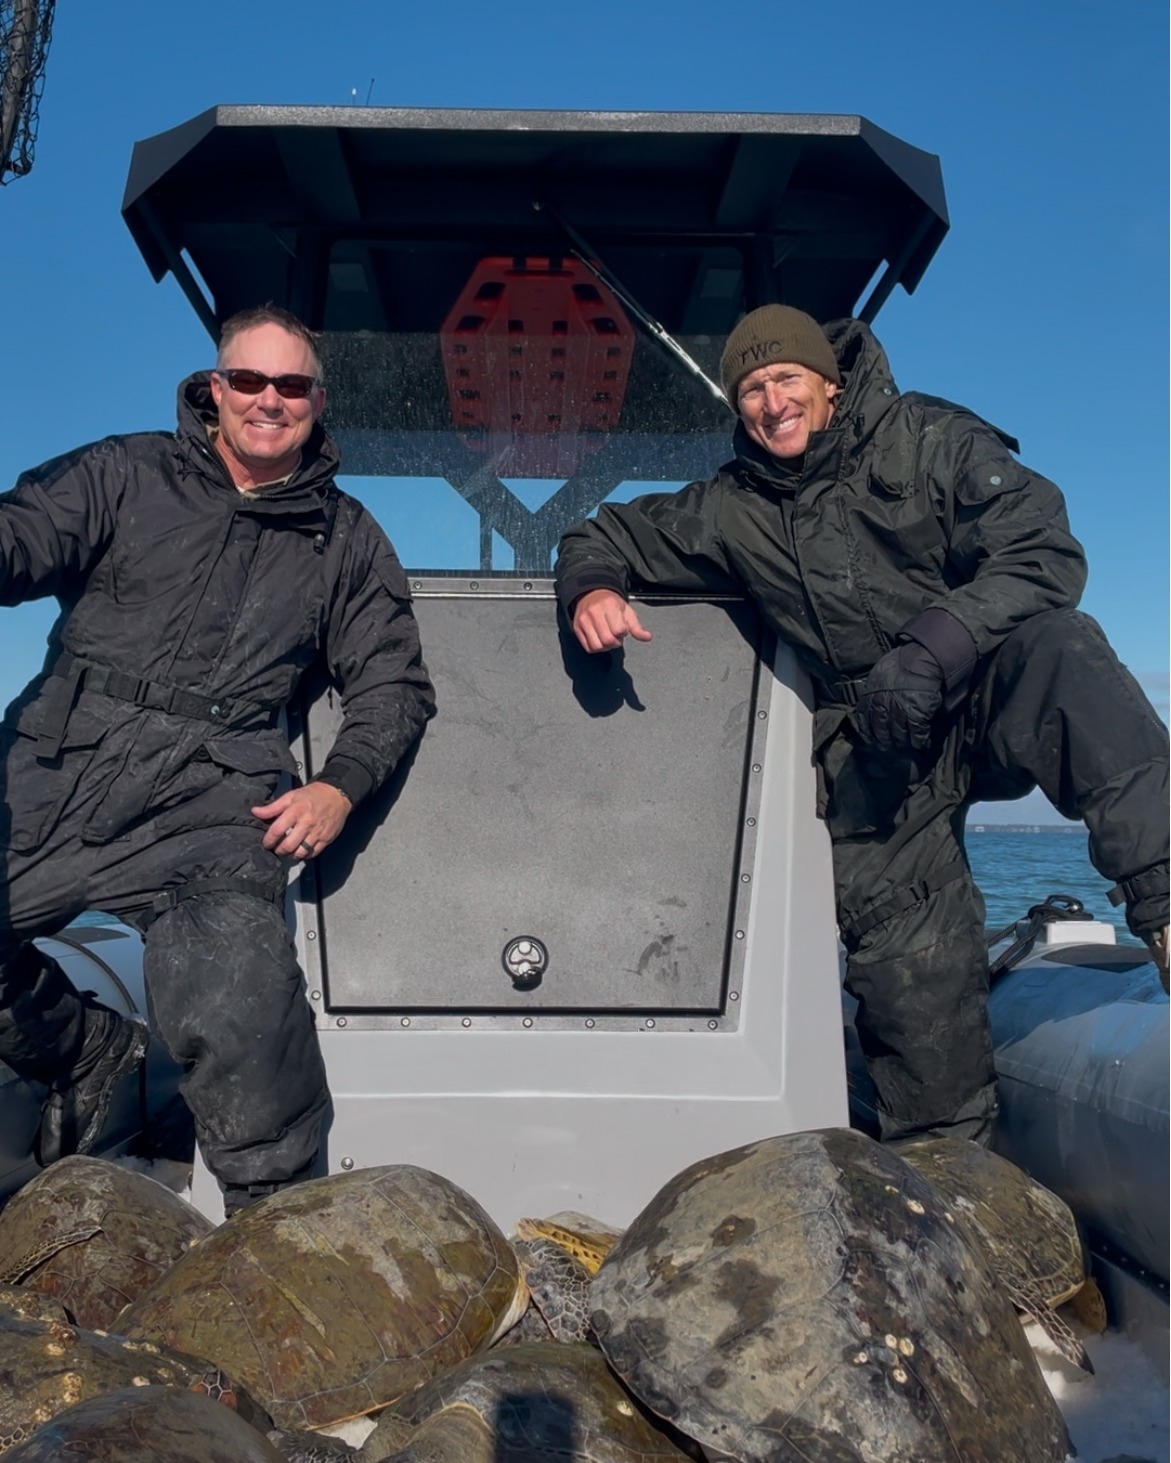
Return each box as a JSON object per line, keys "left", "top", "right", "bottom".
{"left": 0, "top": 943, "right": 89, "bottom": 1079}
{"left": 220, "top": 1163, "right": 317, "bottom": 1219}
{"left": 34, "top": 999, "right": 148, "bottom": 1166}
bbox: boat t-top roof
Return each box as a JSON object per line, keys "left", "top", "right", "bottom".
{"left": 121, "top": 106, "right": 948, "bottom": 338}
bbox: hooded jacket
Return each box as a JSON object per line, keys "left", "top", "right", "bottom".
{"left": 555, "top": 319, "right": 1087, "bottom": 701}
{"left": 0, "top": 374, "right": 434, "bottom": 847}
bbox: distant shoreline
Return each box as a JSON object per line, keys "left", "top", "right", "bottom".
{"left": 967, "top": 823, "right": 1081, "bottom": 834}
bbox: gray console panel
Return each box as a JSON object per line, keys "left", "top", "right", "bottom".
{"left": 192, "top": 600, "right": 846, "bottom": 1226}
{"left": 301, "top": 585, "right": 766, "bottom": 1022}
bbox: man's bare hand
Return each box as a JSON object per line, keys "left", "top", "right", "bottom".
{"left": 572, "top": 589, "right": 653, "bottom": 653}
{"left": 253, "top": 782, "right": 353, "bottom": 859}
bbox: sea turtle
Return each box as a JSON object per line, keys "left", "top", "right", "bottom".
{"left": 3, "top": 1384, "right": 287, "bottom": 1462}
{"left": 496, "top": 1212, "right": 623, "bottom": 1347}
{"left": 508, "top": 1235, "right": 596, "bottom": 1344}
{"left": 0, "top": 1300, "right": 269, "bottom": 1454}
{"left": 359, "top": 1340, "right": 696, "bottom": 1462}
{"left": 0, "top": 1282, "right": 72, "bottom": 1326}
{"left": 0, "top": 1291, "right": 360, "bottom": 1462}
{"left": 588, "top": 1126, "right": 1072, "bottom": 1463}
{"left": 893, "top": 1136, "right": 1096, "bottom": 1372}
{"left": 515, "top": 1214, "right": 623, "bottom": 1274}
{"left": 120, "top": 1164, "right": 529, "bottom": 1431}
{"left": 0, "top": 1155, "right": 212, "bottom": 1330}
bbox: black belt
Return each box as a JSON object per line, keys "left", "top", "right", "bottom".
{"left": 1108, "top": 864, "right": 1169, "bottom": 911}
{"left": 840, "top": 858, "right": 969, "bottom": 943}
{"left": 35, "top": 653, "right": 280, "bottom": 759}
{"left": 137, "top": 877, "right": 285, "bottom": 932}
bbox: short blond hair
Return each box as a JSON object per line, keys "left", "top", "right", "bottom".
{"left": 217, "top": 304, "right": 323, "bottom": 381}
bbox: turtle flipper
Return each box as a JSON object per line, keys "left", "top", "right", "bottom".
{"left": 1012, "top": 1275, "right": 1095, "bottom": 1373}
{"left": 360, "top": 1405, "right": 492, "bottom": 1463}
{"left": 0, "top": 1224, "right": 102, "bottom": 1284}
{"left": 513, "top": 1237, "right": 594, "bottom": 1343}
{"left": 269, "top": 1426, "right": 359, "bottom": 1460}
{"left": 1065, "top": 1275, "right": 1109, "bottom": 1333}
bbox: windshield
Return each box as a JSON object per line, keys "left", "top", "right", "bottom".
{"left": 318, "top": 251, "right": 737, "bottom": 573}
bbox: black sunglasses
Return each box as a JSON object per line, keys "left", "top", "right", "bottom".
{"left": 214, "top": 368, "right": 321, "bottom": 399}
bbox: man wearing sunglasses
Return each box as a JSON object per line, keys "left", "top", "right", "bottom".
{"left": 0, "top": 304, "right": 434, "bottom": 1214}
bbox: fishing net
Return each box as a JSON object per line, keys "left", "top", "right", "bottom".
{"left": 1, "top": 0, "right": 55, "bottom": 183}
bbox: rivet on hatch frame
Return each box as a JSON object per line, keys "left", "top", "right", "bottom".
{"left": 340, "top": 1157, "right": 354, "bottom": 1170}
{"left": 746, "top": 817, "right": 757, "bottom": 827}
{"left": 757, "top": 710, "right": 767, "bottom": 719}
{"left": 306, "top": 930, "right": 316, "bottom": 940}
{"left": 310, "top": 990, "right": 321, "bottom": 1001}
{"left": 469, "top": 580, "right": 480, "bottom": 590}
{"left": 708, "top": 1020, "right": 719, "bottom": 1030}
{"left": 752, "top": 763, "right": 762, "bottom": 773}
{"left": 729, "top": 991, "right": 740, "bottom": 1002}
{"left": 741, "top": 873, "right": 751, "bottom": 883}
{"left": 585, "top": 1019, "right": 596, "bottom": 1029}
{"left": 645, "top": 1018, "right": 656, "bottom": 1029}
{"left": 523, "top": 581, "right": 533, "bottom": 590}
{"left": 522, "top": 1017, "right": 534, "bottom": 1028}
{"left": 336, "top": 1017, "right": 348, "bottom": 1027}
{"left": 400, "top": 1017, "right": 411, "bottom": 1027}
{"left": 734, "top": 929, "right": 745, "bottom": 940}
{"left": 461, "top": 1018, "right": 472, "bottom": 1028}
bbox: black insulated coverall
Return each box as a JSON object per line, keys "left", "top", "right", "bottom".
{"left": 0, "top": 375, "right": 435, "bottom": 1185}
{"left": 555, "top": 319, "right": 1170, "bottom": 1142}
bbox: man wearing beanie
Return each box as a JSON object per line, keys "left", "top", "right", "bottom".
{"left": 554, "top": 303, "right": 1169, "bottom": 1146}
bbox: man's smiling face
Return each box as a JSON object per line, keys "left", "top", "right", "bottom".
{"left": 210, "top": 323, "right": 325, "bottom": 489}
{"left": 736, "top": 361, "right": 837, "bottom": 459}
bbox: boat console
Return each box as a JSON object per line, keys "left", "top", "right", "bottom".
{"left": 119, "top": 106, "right": 953, "bottom": 1224}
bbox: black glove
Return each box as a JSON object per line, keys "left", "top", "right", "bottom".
{"left": 851, "top": 641, "right": 945, "bottom": 752}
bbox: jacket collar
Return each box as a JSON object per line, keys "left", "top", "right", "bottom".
{"left": 174, "top": 372, "right": 341, "bottom": 505}
{"left": 732, "top": 318, "right": 901, "bottom": 489}
{"left": 822, "top": 317, "right": 901, "bottom": 441}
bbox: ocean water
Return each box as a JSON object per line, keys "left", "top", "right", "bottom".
{"left": 965, "top": 823, "right": 1141, "bottom": 944}
{"left": 73, "top": 825, "right": 1141, "bottom": 943}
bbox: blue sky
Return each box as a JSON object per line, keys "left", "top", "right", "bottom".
{"left": 0, "top": 1, "right": 1166, "bottom": 826}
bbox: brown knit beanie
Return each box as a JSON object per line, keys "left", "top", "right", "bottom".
{"left": 720, "top": 305, "right": 840, "bottom": 403}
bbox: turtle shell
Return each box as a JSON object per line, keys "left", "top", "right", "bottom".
{"left": 0, "top": 1305, "right": 267, "bottom": 1453}
{"left": 3, "top": 1384, "right": 285, "bottom": 1463}
{"left": 894, "top": 1136, "right": 1093, "bottom": 1371}
{"left": 893, "top": 1138, "right": 1086, "bottom": 1307}
{"left": 362, "top": 1341, "right": 695, "bottom": 1462}
{"left": 0, "top": 1155, "right": 212, "bottom": 1330}
{"left": 589, "top": 1127, "right": 1071, "bottom": 1463}
{"left": 0, "top": 1282, "right": 72, "bottom": 1326}
{"left": 120, "top": 1165, "right": 528, "bottom": 1430}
